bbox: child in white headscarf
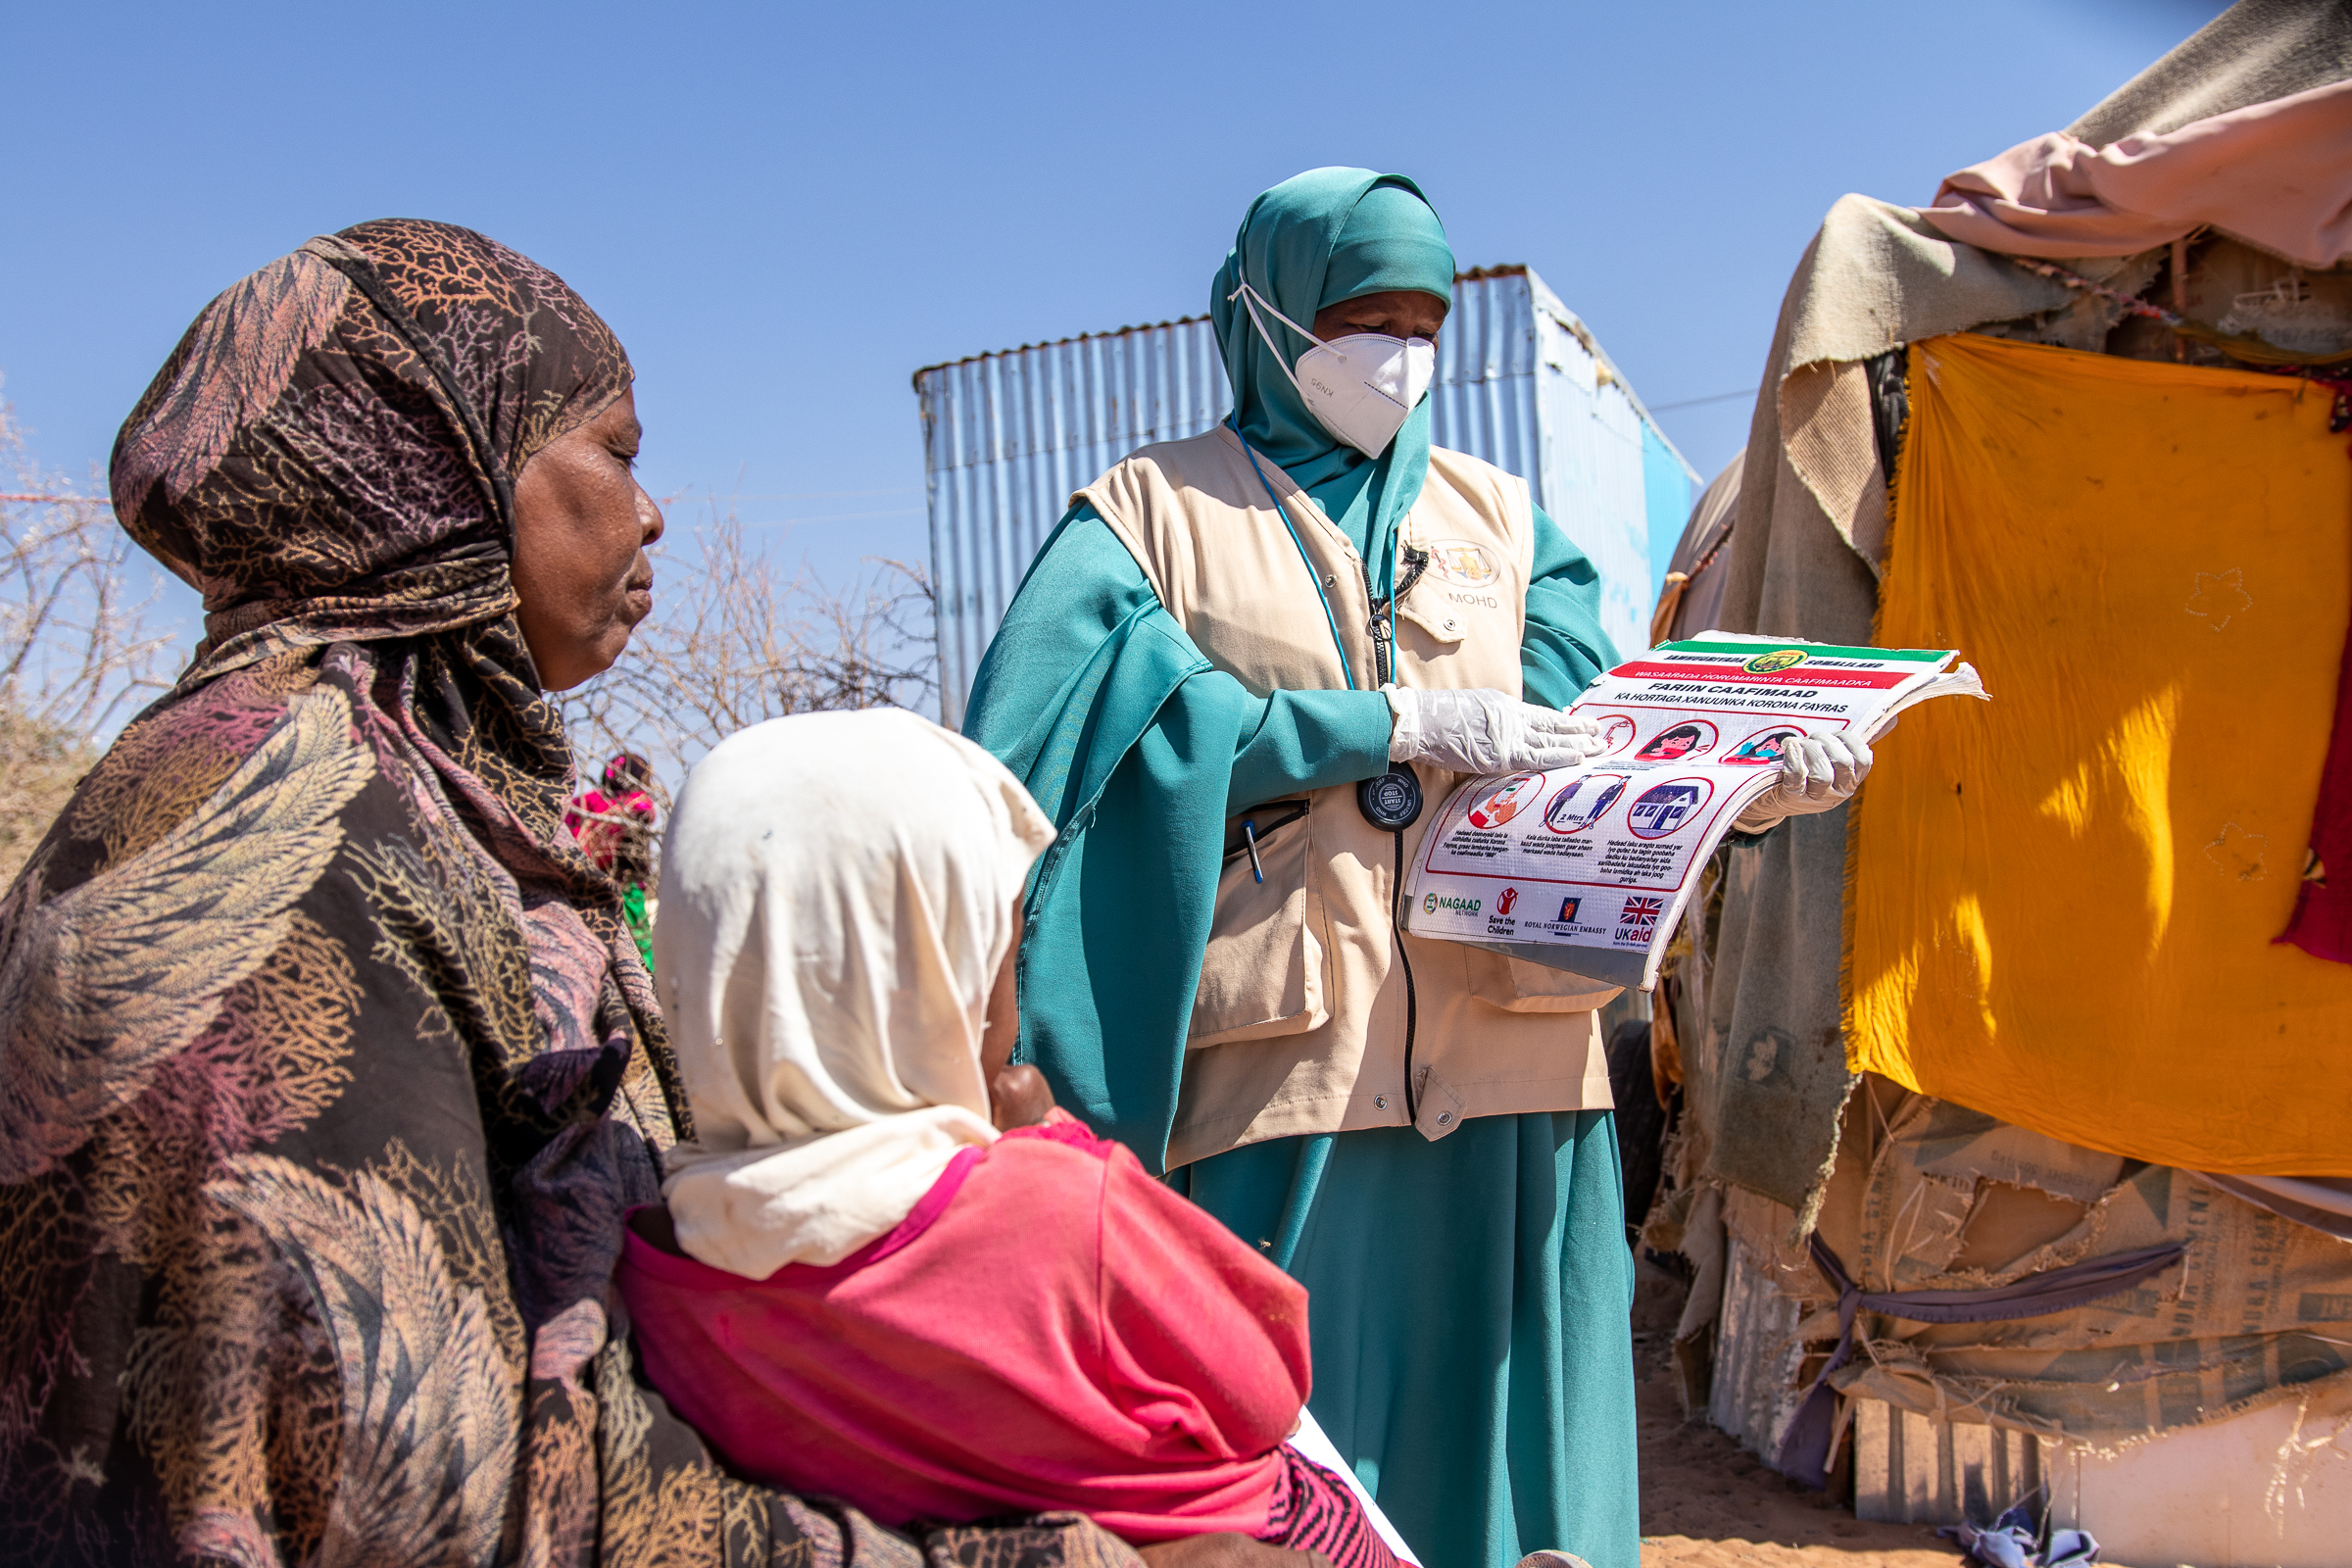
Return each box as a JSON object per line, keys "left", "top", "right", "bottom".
{"left": 618, "top": 710, "right": 1406, "bottom": 1568}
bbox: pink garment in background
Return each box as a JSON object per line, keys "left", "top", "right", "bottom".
{"left": 564, "top": 785, "right": 654, "bottom": 873}
{"left": 616, "top": 1115, "right": 1315, "bottom": 1544}
{"left": 1919, "top": 76, "right": 2352, "bottom": 268}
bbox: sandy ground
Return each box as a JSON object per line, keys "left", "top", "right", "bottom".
{"left": 1633, "top": 1327, "right": 1964, "bottom": 1568}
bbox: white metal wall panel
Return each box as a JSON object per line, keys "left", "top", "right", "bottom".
{"left": 1428, "top": 270, "right": 1544, "bottom": 489}
{"left": 1521, "top": 270, "right": 1670, "bottom": 663}
{"left": 916, "top": 269, "right": 1696, "bottom": 725}
{"left": 1706, "top": 1238, "right": 1811, "bottom": 1462}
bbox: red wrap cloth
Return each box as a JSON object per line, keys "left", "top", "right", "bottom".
{"left": 619, "top": 1115, "right": 1394, "bottom": 1565}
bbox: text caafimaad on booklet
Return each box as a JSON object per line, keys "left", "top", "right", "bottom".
{"left": 1402, "top": 634, "right": 1987, "bottom": 991}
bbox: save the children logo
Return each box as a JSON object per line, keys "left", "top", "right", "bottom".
{"left": 1742, "top": 648, "right": 1809, "bottom": 674}
{"left": 1496, "top": 887, "right": 1519, "bottom": 915}
{"left": 1423, "top": 892, "right": 1483, "bottom": 915}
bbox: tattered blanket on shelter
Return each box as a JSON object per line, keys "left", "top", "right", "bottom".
{"left": 1827, "top": 1097, "right": 2352, "bottom": 1442}
{"left": 1720, "top": 1086, "right": 2352, "bottom": 1447}
{"left": 1922, "top": 78, "right": 2352, "bottom": 270}
{"left": 1850, "top": 330, "right": 2352, "bottom": 1174}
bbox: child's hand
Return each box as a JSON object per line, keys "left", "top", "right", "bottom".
{"left": 989, "top": 1063, "right": 1057, "bottom": 1130}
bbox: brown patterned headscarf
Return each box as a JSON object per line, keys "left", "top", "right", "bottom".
{"left": 113, "top": 218, "right": 635, "bottom": 873}
{"left": 114, "top": 217, "right": 632, "bottom": 680}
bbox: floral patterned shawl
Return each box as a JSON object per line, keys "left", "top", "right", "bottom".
{"left": 0, "top": 220, "right": 1137, "bottom": 1568}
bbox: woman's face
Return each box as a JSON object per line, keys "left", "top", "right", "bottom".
{"left": 1312, "top": 288, "right": 1448, "bottom": 344}
{"left": 511, "top": 388, "right": 664, "bottom": 691}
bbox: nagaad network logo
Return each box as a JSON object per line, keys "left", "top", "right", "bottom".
{"left": 1424, "top": 892, "right": 1483, "bottom": 915}
{"left": 1619, "top": 896, "right": 1665, "bottom": 937}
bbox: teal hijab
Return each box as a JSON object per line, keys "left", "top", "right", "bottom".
{"left": 1210, "top": 170, "right": 1455, "bottom": 602}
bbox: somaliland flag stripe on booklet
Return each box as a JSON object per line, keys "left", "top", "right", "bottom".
{"left": 1657, "top": 638, "right": 1949, "bottom": 662}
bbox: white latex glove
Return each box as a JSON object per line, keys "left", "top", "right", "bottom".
{"left": 1385, "top": 686, "right": 1604, "bottom": 775}
{"left": 1732, "top": 730, "right": 1874, "bottom": 832}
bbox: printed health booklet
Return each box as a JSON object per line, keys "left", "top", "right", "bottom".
{"left": 1402, "top": 635, "right": 1987, "bottom": 992}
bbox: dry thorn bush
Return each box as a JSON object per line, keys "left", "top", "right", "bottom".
{"left": 559, "top": 508, "right": 937, "bottom": 867}
{"left": 0, "top": 394, "right": 178, "bottom": 883}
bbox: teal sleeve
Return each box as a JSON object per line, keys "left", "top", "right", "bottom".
{"left": 975, "top": 503, "right": 1392, "bottom": 816}
{"left": 1520, "top": 504, "right": 1622, "bottom": 709}
{"left": 963, "top": 502, "right": 1391, "bottom": 1169}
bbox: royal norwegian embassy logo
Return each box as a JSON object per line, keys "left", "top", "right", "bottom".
{"left": 1423, "top": 892, "right": 1482, "bottom": 915}
{"left": 1742, "top": 648, "right": 1809, "bottom": 674}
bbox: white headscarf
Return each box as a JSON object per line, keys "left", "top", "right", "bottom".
{"left": 653, "top": 709, "right": 1054, "bottom": 1279}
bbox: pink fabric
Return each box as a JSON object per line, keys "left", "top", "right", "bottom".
{"left": 617, "top": 1114, "right": 1314, "bottom": 1543}
{"left": 1920, "top": 77, "right": 2352, "bottom": 268}
{"left": 564, "top": 786, "right": 654, "bottom": 873}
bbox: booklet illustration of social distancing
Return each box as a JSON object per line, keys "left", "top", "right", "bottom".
{"left": 1402, "top": 634, "right": 1987, "bottom": 992}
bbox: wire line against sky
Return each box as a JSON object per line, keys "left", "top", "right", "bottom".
{"left": 1647, "top": 387, "right": 1759, "bottom": 413}
{"left": 714, "top": 506, "right": 925, "bottom": 530}
{"left": 655, "top": 484, "right": 920, "bottom": 505}
{"left": 651, "top": 484, "right": 924, "bottom": 530}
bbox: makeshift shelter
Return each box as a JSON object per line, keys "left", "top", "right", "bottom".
{"left": 1648, "top": 4, "right": 2352, "bottom": 1561}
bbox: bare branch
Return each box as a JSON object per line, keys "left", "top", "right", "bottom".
{"left": 559, "top": 503, "right": 939, "bottom": 868}
{"left": 0, "top": 396, "right": 179, "bottom": 741}
{"left": 0, "top": 386, "right": 184, "bottom": 883}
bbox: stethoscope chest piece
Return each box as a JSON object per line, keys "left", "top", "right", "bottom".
{"left": 1357, "top": 763, "right": 1424, "bottom": 831}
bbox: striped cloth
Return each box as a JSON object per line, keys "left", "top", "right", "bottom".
{"left": 1264, "top": 1446, "right": 1401, "bottom": 1568}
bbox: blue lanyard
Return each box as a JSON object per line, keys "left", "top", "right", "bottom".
{"left": 1232, "top": 421, "right": 1358, "bottom": 692}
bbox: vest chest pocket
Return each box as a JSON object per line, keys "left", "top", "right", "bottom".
{"left": 1462, "top": 947, "right": 1623, "bottom": 1014}
{"left": 1188, "top": 801, "right": 1333, "bottom": 1049}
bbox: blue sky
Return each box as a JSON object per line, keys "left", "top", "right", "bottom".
{"left": 1, "top": 0, "right": 2225, "bottom": 654}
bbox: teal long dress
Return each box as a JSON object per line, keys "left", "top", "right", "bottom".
{"left": 962, "top": 168, "right": 1638, "bottom": 1568}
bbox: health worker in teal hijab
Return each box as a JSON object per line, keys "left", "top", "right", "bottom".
{"left": 964, "top": 170, "right": 1639, "bottom": 1568}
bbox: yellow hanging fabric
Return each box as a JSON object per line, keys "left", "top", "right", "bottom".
{"left": 1848, "top": 331, "right": 2352, "bottom": 1174}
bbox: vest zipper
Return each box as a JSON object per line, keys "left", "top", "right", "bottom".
{"left": 1362, "top": 547, "right": 1429, "bottom": 691}
{"left": 1394, "top": 823, "right": 1419, "bottom": 1124}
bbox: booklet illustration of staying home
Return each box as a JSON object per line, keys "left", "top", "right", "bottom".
{"left": 1401, "top": 634, "right": 1987, "bottom": 992}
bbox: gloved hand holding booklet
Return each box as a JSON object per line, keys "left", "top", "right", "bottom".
{"left": 1401, "top": 634, "right": 1987, "bottom": 991}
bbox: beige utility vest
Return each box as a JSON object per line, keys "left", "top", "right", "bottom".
{"left": 1078, "top": 424, "right": 1617, "bottom": 1170}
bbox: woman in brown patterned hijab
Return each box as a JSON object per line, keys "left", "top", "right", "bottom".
{"left": 0, "top": 219, "right": 1140, "bottom": 1568}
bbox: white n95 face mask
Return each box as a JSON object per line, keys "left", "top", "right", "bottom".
{"left": 1232, "top": 280, "right": 1437, "bottom": 459}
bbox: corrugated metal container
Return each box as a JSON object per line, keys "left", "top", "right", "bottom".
{"left": 1850, "top": 1399, "right": 2041, "bottom": 1527}
{"left": 1706, "top": 1238, "right": 1810, "bottom": 1461}
{"left": 915, "top": 266, "right": 1697, "bottom": 727}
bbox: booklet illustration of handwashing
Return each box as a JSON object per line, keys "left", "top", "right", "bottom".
{"left": 1401, "top": 634, "right": 1987, "bottom": 992}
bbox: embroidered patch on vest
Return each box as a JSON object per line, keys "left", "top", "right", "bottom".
{"left": 1426, "top": 540, "right": 1499, "bottom": 587}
